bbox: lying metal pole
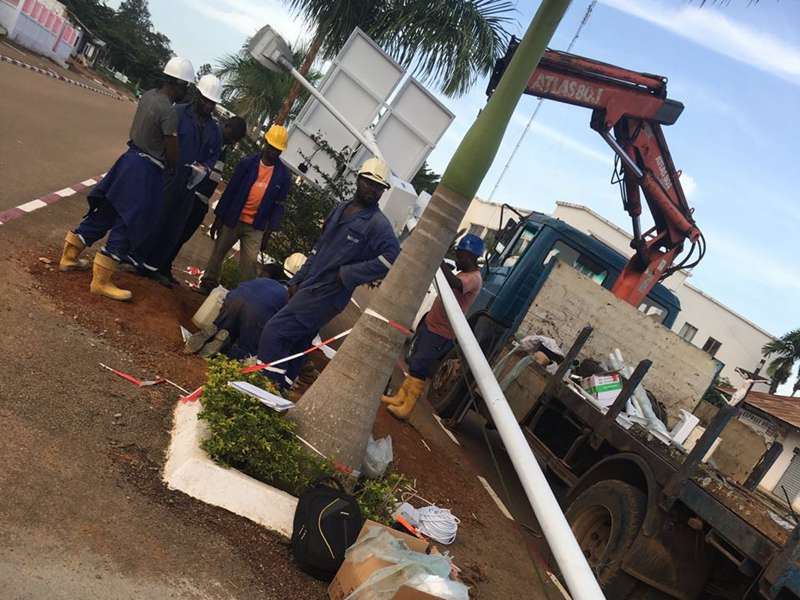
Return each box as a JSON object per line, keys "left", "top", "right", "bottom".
{"left": 434, "top": 269, "right": 605, "bottom": 599}
{"left": 277, "top": 56, "right": 385, "bottom": 161}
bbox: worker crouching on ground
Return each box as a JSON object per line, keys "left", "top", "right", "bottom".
{"left": 135, "top": 74, "right": 226, "bottom": 286}
{"left": 58, "top": 56, "right": 196, "bottom": 301}
{"left": 183, "top": 252, "right": 306, "bottom": 359}
{"left": 197, "top": 125, "right": 291, "bottom": 294}
{"left": 382, "top": 234, "right": 485, "bottom": 419}
{"left": 257, "top": 158, "right": 400, "bottom": 389}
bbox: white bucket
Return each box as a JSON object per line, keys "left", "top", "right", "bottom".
{"left": 192, "top": 285, "right": 228, "bottom": 329}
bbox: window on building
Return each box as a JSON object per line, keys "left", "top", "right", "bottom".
{"left": 702, "top": 337, "right": 722, "bottom": 357}
{"left": 678, "top": 322, "right": 698, "bottom": 343}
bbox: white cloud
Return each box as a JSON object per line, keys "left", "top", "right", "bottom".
{"left": 704, "top": 229, "right": 800, "bottom": 291}
{"left": 600, "top": 0, "right": 800, "bottom": 86}
{"left": 510, "top": 113, "right": 613, "bottom": 166}
{"left": 182, "top": 0, "right": 310, "bottom": 46}
{"left": 680, "top": 172, "right": 697, "bottom": 199}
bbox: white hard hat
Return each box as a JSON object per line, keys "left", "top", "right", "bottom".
{"left": 196, "top": 74, "right": 222, "bottom": 103}
{"left": 283, "top": 252, "right": 307, "bottom": 276}
{"left": 358, "top": 157, "right": 391, "bottom": 189}
{"left": 163, "top": 56, "right": 195, "bottom": 83}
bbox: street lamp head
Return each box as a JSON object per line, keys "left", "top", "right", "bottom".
{"left": 248, "top": 25, "right": 292, "bottom": 73}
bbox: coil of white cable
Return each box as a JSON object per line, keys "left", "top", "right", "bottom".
{"left": 417, "top": 506, "right": 460, "bottom": 545}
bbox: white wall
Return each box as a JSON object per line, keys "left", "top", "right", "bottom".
{"left": 458, "top": 197, "right": 529, "bottom": 239}
{"left": 551, "top": 202, "right": 773, "bottom": 387}
{"left": 759, "top": 429, "right": 800, "bottom": 512}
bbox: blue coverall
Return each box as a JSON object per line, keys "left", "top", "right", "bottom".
{"left": 75, "top": 145, "right": 164, "bottom": 262}
{"left": 215, "top": 278, "right": 288, "bottom": 360}
{"left": 257, "top": 200, "right": 400, "bottom": 387}
{"left": 136, "top": 104, "right": 222, "bottom": 272}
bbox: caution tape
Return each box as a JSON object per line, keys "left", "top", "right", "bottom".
{"left": 180, "top": 329, "right": 354, "bottom": 403}
{"left": 364, "top": 308, "right": 413, "bottom": 336}
{"left": 99, "top": 363, "right": 190, "bottom": 395}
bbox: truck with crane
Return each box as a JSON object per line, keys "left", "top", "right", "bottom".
{"left": 427, "top": 47, "right": 800, "bottom": 599}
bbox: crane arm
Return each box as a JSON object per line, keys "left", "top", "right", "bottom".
{"left": 520, "top": 49, "right": 704, "bottom": 306}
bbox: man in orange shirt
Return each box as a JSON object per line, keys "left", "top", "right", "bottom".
{"left": 199, "top": 125, "right": 292, "bottom": 294}
{"left": 382, "top": 234, "right": 484, "bottom": 419}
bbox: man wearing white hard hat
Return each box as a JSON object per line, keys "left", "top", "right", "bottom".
{"left": 58, "top": 56, "right": 196, "bottom": 302}
{"left": 134, "top": 73, "right": 228, "bottom": 286}
{"left": 257, "top": 158, "right": 400, "bottom": 388}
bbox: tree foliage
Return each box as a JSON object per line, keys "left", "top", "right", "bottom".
{"left": 285, "top": 0, "right": 516, "bottom": 97}
{"left": 411, "top": 162, "right": 441, "bottom": 195}
{"left": 62, "top": 0, "right": 172, "bottom": 89}
{"left": 763, "top": 329, "right": 800, "bottom": 395}
{"left": 215, "top": 42, "right": 320, "bottom": 129}
{"left": 196, "top": 63, "right": 213, "bottom": 79}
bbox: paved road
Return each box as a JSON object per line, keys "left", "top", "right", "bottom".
{"left": 0, "top": 60, "right": 133, "bottom": 210}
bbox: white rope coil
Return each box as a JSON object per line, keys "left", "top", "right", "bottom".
{"left": 417, "top": 506, "right": 460, "bottom": 545}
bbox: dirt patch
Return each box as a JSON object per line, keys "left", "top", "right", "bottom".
{"left": 26, "top": 246, "right": 553, "bottom": 599}
{"left": 29, "top": 248, "right": 208, "bottom": 389}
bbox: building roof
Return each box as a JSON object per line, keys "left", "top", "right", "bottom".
{"left": 743, "top": 391, "right": 800, "bottom": 430}
{"left": 554, "top": 201, "right": 776, "bottom": 340}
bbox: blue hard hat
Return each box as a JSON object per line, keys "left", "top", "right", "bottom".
{"left": 456, "top": 233, "right": 485, "bottom": 257}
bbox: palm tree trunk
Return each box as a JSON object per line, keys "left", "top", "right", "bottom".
{"left": 274, "top": 31, "right": 324, "bottom": 125}
{"left": 292, "top": 0, "right": 572, "bottom": 468}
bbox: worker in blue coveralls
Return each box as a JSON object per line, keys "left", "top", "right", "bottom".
{"left": 135, "top": 74, "right": 225, "bottom": 286}
{"left": 198, "top": 124, "right": 292, "bottom": 294}
{"left": 58, "top": 56, "right": 196, "bottom": 301}
{"left": 257, "top": 157, "right": 400, "bottom": 388}
{"left": 182, "top": 252, "right": 306, "bottom": 359}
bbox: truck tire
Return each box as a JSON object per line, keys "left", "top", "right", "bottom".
{"left": 428, "top": 354, "right": 467, "bottom": 419}
{"left": 565, "top": 480, "right": 646, "bottom": 599}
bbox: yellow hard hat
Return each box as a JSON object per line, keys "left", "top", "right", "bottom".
{"left": 358, "top": 157, "right": 391, "bottom": 189}
{"left": 264, "top": 124, "right": 289, "bottom": 151}
{"left": 283, "top": 252, "right": 307, "bottom": 276}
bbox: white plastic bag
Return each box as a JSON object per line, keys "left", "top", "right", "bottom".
{"left": 363, "top": 435, "right": 393, "bottom": 479}
{"left": 344, "top": 529, "right": 468, "bottom": 600}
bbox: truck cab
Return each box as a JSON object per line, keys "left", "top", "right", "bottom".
{"left": 475, "top": 212, "right": 680, "bottom": 331}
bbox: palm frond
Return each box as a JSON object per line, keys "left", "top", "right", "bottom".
{"left": 283, "top": 0, "right": 517, "bottom": 97}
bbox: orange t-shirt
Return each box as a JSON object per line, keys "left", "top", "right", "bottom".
{"left": 425, "top": 270, "right": 483, "bottom": 340}
{"left": 240, "top": 161, "right": 274, "bottom": 225}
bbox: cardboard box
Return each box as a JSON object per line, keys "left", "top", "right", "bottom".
{"left": 328, "top": 520, "right": 442, "bottom": 600}
{"left": 582, "top": 374, "right": 623, "bottom": 407}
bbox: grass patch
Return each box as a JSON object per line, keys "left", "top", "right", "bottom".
{"left": 199, "top": 357, "right": 408, "bottom": 523}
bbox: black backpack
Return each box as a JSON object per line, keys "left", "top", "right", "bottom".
{"left": 291, "top": 477, "right": 364, "bottom": 581}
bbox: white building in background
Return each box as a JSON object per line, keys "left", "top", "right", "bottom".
{"left": 459, "top": 197, "right": 774, "bottom": 387}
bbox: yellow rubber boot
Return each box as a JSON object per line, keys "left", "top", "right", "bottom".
{"left": 385, "top": 376, "right": 425, "bottom": 420}
{"left": 90, "top": 253, "right": 132, "bottom": 301}
{"left": 59, "top": 231, "right": 90, "bottom": 272}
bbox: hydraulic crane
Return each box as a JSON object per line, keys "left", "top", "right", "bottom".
{"left": 488, "top": 46, "right": 705, "bottom": 307}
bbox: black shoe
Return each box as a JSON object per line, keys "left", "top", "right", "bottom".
{"left": 146, "top": 270, "right": 173, "bottom": 288}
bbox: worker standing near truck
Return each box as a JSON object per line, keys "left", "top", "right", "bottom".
{"left": 257, "top": 158, "right": 399, "bottom": 388}
{"left": 58, "top": 56, "right": 196, "bottom": 301}
{"left": 197, "top": 124, "right": 291, "bottom": 294}
{"left": 382, "top": 234, "right": 484, "bottom": 419}
{"left": 136, "top": 74, "right": 225, "bottom": 286}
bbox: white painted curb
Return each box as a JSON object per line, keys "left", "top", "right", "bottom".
{"left": 163, "top": 400, "right": 298, "bottom": 537}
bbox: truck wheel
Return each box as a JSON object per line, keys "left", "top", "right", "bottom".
{"left": 565, "top": 480, "right": 646, "bottom": 599}
{"left": 428, "top": 355, "right": 466, "bottom": 419}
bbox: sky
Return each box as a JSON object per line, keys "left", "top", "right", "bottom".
{"left": 119, "top": 0, "right": 798, "bottom": 343}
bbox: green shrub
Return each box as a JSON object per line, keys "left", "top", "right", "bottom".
{"left": 199, "top": 357, "right": 409, "bottom": 522}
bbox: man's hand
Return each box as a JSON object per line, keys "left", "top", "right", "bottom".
{"left": 210, "top": 216, "right": 222, "bottom": 240}
{"left": 288, "top": 284, "right": 298, "bottom": 298}
{"left": 260, "top": 230, "right": 272, "bottom": 253}
{"left": 440, "top": 260, "right": 454, "bottom": 272}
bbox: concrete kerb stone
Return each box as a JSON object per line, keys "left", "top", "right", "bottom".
{"left": 163, "top": 400, "right": 298, "bottom": 538}
{"left": 0, "top": 53, "right": 133, "bottom": 103}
